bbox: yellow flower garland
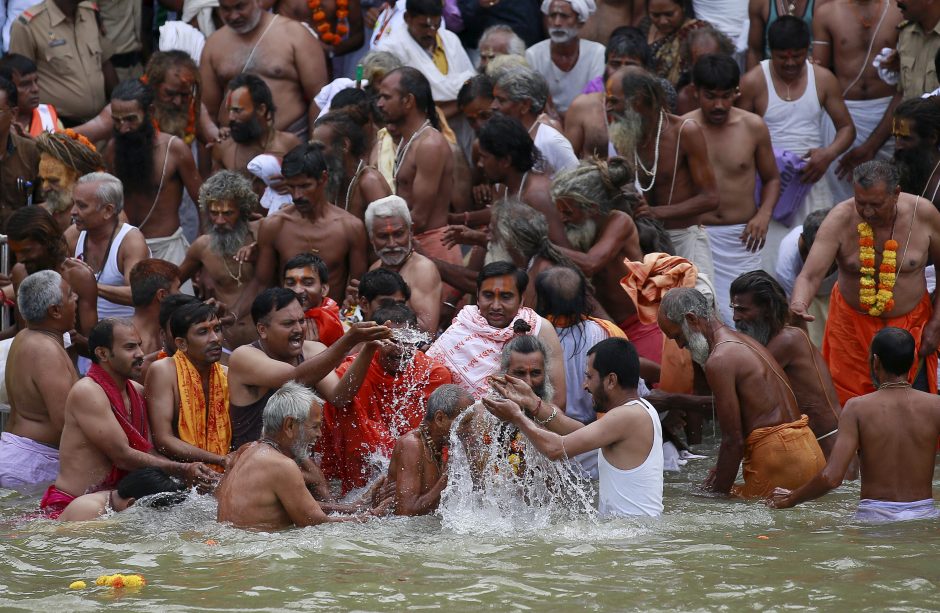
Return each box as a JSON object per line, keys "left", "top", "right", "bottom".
{"left": 858, "top": 222, "right": 898, "bottom": 316}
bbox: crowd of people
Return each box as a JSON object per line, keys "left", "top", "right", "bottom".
{"left": 0, "top": 0, "right": 939, "bottom": 531}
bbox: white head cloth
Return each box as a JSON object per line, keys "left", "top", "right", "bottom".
{"left": 247, "top": 154, "right": 293, "bottom": 213}
{"left": 158, "top": 21, "right": 206, "bottom": 65}
{"left": 539, "top": 0, "right": 597, "bottom": 22}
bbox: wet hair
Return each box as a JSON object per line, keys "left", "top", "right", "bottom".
{"left": 159, "top": 294, "right": 201, "bottom": 330}
{"left": 871, "top": 327, "right": 916, "bottom": 376}
{"left": 314, "top": 111, "right": 368, "bottom": 157}
{"left": 226, "top": 73, "right": 276, "bottom": 122}
{"left": 495, "top": 67, "right": 549, "bottom": 114}
{"left": 621, "top": 71, "right": 669, "bottom": 112}
{"left": 636, "top": 217, "right": 676, "bottom": 255}
{"left": 7, "top": 206, "right": 67, "bottom": 265}
{"left": 500, "top": 333, "right": 550, "bottom": 374}
{"left": 457, "top": 74, "right": 494, "bottom": 110}
{"left": 606, "top": 26, "right": 650, "bottom": 66}
{"left": 17, "top": 269, "right": 64, "bottom": 323}
{"left": 477, "top": 260, "right": 528, "bottom": 295}
{"left": 0, "top": 76, "right": 17, "bottom": 107}
{"left": 284, "top": 253, "right": 329, "bottom": 284}
{"left": 35, "top": 131, "right": 104, "bottom": 175}
{"left": 550, "top": 157, "right": 636, "bottom": 215}
{"left": 88, "top": 317, "right": 134, "bottom": 364}
{"left": 535, "top": 266, "right": 588, "bottom": 321}
{"left": 262, "top": 380, "right": 320, "bottom": 437}
{"left": 116, "top": 467, "right": 187, "bottom": 508}
{"left": 388, "top": 67, "right": 440, "bottom": 130}
{"left": 130, "top": 259, "right": 181, "bottom": 307}
{"left": 801, "top": 208, "right": 830, "bottom": 250}
{"left": 365, "top": 195, "right": 412, "bottom": 237}
{"left": 282, "top": 141, "right": 330, "bottom": 179}
{"left": 361, "top": 50, "right": 404, "bottom": 87}
{"left": 198, "top": 170, "right": 257, "bottom": 219}
{"left": 424, "top": 383, "right": 472, "bottom": 423}
{"left": 692, "top": 53, "right": 740, "bottom": 90}
{"left": 894, "top": 96, "right": 940, "bottom": 143}
{"left": 767, "top": 15, "right": 811, "bottom": 51}
{"left": 493, "top": 199, "right": 577, "bottom": 268}
{"left": 329, "top": 88, "right": 374, "bottom": 125}
{"left": 0, "top": 53, "right": 38, "bottom": 80}
{"left": 144, "top": 49, "right": 200, "bottom": 92}
{"left": 478, "top": 24, "right": 527, "bottom": 57}
{"left": 358, "top": 268, "right": 412, "bottom": 302}
{"left": 586, "top": 338, "right": 640, "bottom": 389}
{"left": 853, "top": 159, "right": 900, "bottom": 192}
{"left": 406, "top": 0, "right": 443, "bottom": 16}
{"left": 729, "top": 270, "right": 789, "bottom": 336}
{"left": 660, "top": 287, "right": 712, "bottom": 323}
{"left": 372, "top": 302, "right": 418, "bottom": 326}
{"left": 112, "top": 78, "right": 155, "bottom": 113}
{"left": 76, "top": 172, "right": 125, "bottom": 214}
{"left": 169, "top": 301, "right": 218, "bottom": 341}
{"left": 478, "top": 113, "right": 537, "bottom": 173}
{"left": 251, "top": 287, "right": 301, "bottom": 325}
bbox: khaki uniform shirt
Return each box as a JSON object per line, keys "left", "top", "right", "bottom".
{"left": 0, "top": 132, "right": 40, "bottom": 232}
{"left": 8, "top": 0, "right": 107, "bottom": 122}
{"left": 98, "top": 0, "right": 140, "bottom": 55}
{"left": 897, "top": 19, "right": 940, "bottom": 99}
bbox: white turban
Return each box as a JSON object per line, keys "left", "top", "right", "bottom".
{"left": 540, "top": 0, "right": 597, "bottom": 22}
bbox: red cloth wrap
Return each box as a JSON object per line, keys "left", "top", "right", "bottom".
{"left": 305, "top": 297, "right": 344, "bottom": 347}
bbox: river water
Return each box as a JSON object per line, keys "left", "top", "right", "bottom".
{"left": 1, "top": 436, "right": 939, "bottom": 611}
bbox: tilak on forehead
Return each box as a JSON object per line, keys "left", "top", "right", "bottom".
{"left": 893, "top": 117, "right": 912, "bottom": 138}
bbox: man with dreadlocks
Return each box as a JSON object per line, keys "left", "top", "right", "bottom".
{"left": 34, "top": 129, "right": 104, "bottom": 232}
{"left": 892, "top": 97, "right": 940, "bottom": 208}
{"left": 551, "top": 158, "right": 666, "bottom": 363}
{"left": 730, "top": 271, "right": 849, "bottom": 463}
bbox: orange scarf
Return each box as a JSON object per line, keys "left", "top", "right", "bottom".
{"left": 174, "top": 352, "right": 231, "bottom": 469}
{"left": 545, "top": 314, "right": 627, "bottom": 340}
{"left": 305, "top": 296, "right": 344, "bottom": 347}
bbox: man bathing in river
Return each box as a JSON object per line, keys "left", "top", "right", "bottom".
{"left": 58, "top": 468, "right": 187, "bottom": 521}
{"left": 771, "top": 328, "right": 940, "bottom": 522}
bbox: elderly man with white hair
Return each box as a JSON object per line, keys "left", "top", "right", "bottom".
{"left": 364, "top": 196, "right": 442, "bottom": 333}
{"left": 477, "top": 24, "right": 527, "bottom": 73}
{"left": 524, "top": 0, "right": 605, "bottom": 114}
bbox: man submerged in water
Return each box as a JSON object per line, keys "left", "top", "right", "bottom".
{"left": 770, "top": 328, "right": 940, "bottom": 523}
{"left": 57, "top": 468, "right": 187, "bottom": 521}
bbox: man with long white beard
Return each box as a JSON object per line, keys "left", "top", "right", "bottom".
{"left": 657, "top": 287, "right": 825, "bottom": 498}
{"left": 364, "top": 196, "right": 442, "bottom": 333}
{"left": 178, "top": 171, "right": 259, "bottom": 351}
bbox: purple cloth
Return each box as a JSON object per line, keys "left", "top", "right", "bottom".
{"left": 755, "top": 148, "right": 813, "bottom": 227}
{"left": 582, "top": 75, "right": 605, "bottom": 94}
{"left": 0, "top": 431, "right": 59, "bottom": 488}
{"left": 444, "top": 0, "right": 464, "bottom": 32}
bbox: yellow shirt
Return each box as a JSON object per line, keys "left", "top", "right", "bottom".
{"left": 432, "top": 34, "right": 449, "bottom": 75}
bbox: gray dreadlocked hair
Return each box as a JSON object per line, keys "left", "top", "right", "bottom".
{"left": 493, "top": 199, "right": 577, "bottom": 267}
{"left": 550, "top": 157, "right": 637, "bottom": 215}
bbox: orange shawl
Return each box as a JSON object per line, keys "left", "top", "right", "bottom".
{"left": 175, "top": 352, "right": 231, "bottom": 469}
{"left": 305, "top": 296, "right": 344, "bottom": 347}
{"left": 545, "top": 314, "right": 626, "bottom": 339}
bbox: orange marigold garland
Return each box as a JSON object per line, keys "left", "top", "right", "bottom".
{"left": 858, "top": 222, "right": 897, "bottom": 316}
{"left": 139, "top": 74, "right": 197, "bottom": 145}
{"left": 62, "top": 128, "right": 97, "bottom": 152}
{"left": 309, "top": 0, "right": 350, "bottom": 47}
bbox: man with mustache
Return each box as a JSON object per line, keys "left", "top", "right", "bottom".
{"left": 364, "top": 196, "right": 441, "bottom": 333}
{"left": 282, "top": 253, "right": 344, "bottom": 346}
{"left": 0, "top": 270, "right": 78, "bottom": 488}
{"left": 891, "top": 97, "right": 940, "bottom": 206}
{"left": 683, "top": 54, "right": 780, "bottom": 325}
{"left": 105, "top": 80, "right": 203, "bottom": 289}
{"left": 42, "top": 318, "right": 218, "bottom": 518}
{"left": 145, "top": 302, "right": 232, "bottom": 470}
{"left": 200, "top": 0, "right": 328, "bottom": 140}
{"left": 212, "top": 74, "right": 300, "bottom": 175}
{"left": 0, "top": 54, "right": 64, "bottom": 136}
{"left": 129, "top": 259, "right": 182, "bottom": 377}
{"left": 525, "top": 0, "right": 605, "bottom": 115}
{"left": 34, "top": 130, "right": 103, "bottom": 232}
{"left": 179, "top": 171, "right": 259, "bottom": 352}
{"left": 657, "top": 287, "right": 825, "bottom": 497}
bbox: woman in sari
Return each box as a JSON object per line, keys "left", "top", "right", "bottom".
{"left": 641, "top": 0, "right": 710, "bottom": 86}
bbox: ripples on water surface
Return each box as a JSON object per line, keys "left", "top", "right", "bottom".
{"left": 1, "top": 439, "right": 939, "bottom": 611}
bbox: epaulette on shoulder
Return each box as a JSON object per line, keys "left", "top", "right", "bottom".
{"left": 17, "top": 6, "right": 44, "bottom": 24}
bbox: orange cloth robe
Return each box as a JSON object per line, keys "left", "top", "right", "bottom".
{"left": 732, "top": 415, "right": 826, "bottom": 498}
{"left": 822, "top": 284, "right": 938, "bottom": 405}
{"left": 175, "top": 352, "right": 231, "bottom": 470}
{"left": 305, "top": 297, "right": 344, "bottom": 347}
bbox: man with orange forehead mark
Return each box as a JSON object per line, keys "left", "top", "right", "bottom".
{"left": 791, "top": 160, "right": 940, "bottom": 404}
{"left": 34, "top": 129, "right": 104, "bottom": 232}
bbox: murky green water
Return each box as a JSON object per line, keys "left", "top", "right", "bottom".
{"left": 2, "top": 438, "right": 939, "bottom": 611}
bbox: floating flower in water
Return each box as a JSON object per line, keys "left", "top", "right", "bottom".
{"left": 69, "top": 580, "right": 86, "bottom": 589}
{"left": 95, "top": 574, "right": 146, "bottom": 588}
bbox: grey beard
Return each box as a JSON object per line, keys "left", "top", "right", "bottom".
{"left": 292, "top": 434, "right": 311, "bottom": 464}
{"left": 533, "top": 378, "right": 554, "bottom": 403}
{"left": 736, "top": 319, "right": 772, "bottom": 347}
{"left": 377, "top": 241, "right": 412, "bottom": 266}
{"left": 565, "top": 219, "right": 598, "bottom": 252}
{"left": 486, "top": 239, "right": 514, "bottom": 265}
{"left": 607, "top": 109, "right": 645, "bottom": 159}
{"left": 44, "top": 188, "right": 73, "bottom": 213}
{"left": 208, "top": 221, "right": 251, "bottom": 257}
{"left": 549, "top": 27, "right": 578, "bottom": 43}
{"left": 681, "top": 320, "right": 711, "bottom": 366}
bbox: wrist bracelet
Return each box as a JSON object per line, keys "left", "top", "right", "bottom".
{"left": 535, "top": 406, "right": 558, "bottom": 426}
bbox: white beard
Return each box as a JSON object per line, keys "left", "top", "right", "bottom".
{"left": 565, "top": 219, "right": 598, "bottom": 252}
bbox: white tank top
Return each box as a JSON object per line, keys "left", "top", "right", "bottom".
{"left": 597, "top": 397, "right": 664, "bottom": 517}
{"left": 760, "top": 60, "right": 824, "bottom": 156}
{"left": 75, "top": 223, "right": 137, "bottom": 320}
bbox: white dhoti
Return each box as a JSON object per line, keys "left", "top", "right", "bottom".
{"left": 705, "top": 224, "right": 764, "bottom": 325}
{"left": 146, "top": 228, "right": 194, "bottom": 295}
{"left": 822, "top": 96, "right": 895, "bottom": 203}
{"left": 761, "top": 179, "right": 833, "bottom": 272}
{"left": 666, "top": 225, "right": 717, "bottom": 301}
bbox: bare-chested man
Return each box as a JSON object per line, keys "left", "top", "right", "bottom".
{"left": 581, "top": 0, "right": 643, "bottom": 44}
{"left": 179, "top": 171, "right": 259, "bottom": 350}
{"left": 41, "top": 318, "right": 217, "bottom": 519}
{"left": 892, "top": 98, "right": 940, "bottom": 206}
{"left": 387, "top": 384, "right": 473, "bottom": 516}
{"left": 130, "top": 259, "right": 182, "bottom": 367}
{"left": 106, "top": 80, "right": 203, "bottom": 279}
{"left": 551, "top": 158, "right": 664, "bottom": 363}
{"left": 364, "top": 196, "right": 442, "bottom": 333}
{"left": 200, "top": 0, "right": 328, "bottom": 139}
{"left": 771, "top": 327, "right": 940, "bottom": 522}
{"left": 658, "top": 287, "right": 825, "bottom": 497}
{"left": 0, "top": 271, "right": 77, "bottom": 488}
{"left": 212, "top": 74, "right": 301, "bottom": 175}
{"left": 615, "top": 70, "right": 719, "bottom": 286}
{"left": 375, "top": 67, "right": 460, "bottom": 274}
{"left": 216, "top": 381, "right": 385, "bottom": 529}
{"left": 248, "top": 141, "right": 367, "bottom": 305}
{"left": 684, "top": 54, "right": 781, "bottom": 326}
{"left": 791, "top": 160, "right": 940, "bottom": 404}
{"left": 813, "top": 0, "right": 903, "bottom": 201}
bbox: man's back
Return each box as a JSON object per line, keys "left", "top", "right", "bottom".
{"left": 216, "top": 442, "right": 293, "bottom": 530}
